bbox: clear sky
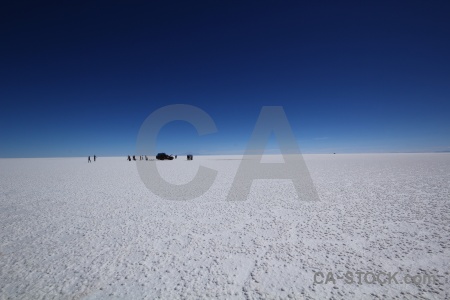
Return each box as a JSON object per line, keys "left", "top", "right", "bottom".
{"left": 1, "top": 1, "right": 449, "bottom": 157}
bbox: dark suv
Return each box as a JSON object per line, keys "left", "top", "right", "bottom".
{"left": 156, "top": 153, "right": 174, "bottom": 160}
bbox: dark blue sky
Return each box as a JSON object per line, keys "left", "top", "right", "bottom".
{"left": 1, "top": 1, "right": 449, "bottom": 157}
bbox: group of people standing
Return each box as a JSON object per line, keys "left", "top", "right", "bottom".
{"left": 88, "top": 155, "right": 96, "bottom": 163}
{"left": 127, "top": 155, "right": 148, "bottom": 161}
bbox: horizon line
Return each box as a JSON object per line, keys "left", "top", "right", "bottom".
{"left": 1, "top": 151, "right": 450, "bottom": 159}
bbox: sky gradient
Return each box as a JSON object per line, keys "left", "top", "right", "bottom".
{"left": 1, "top": 1, "right": 449, "bottom": 157}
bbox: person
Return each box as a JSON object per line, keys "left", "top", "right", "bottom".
{"left": 94, "top": 155, "right": 96, "bottom": 162}
{"left": 88, "top": 156, "right": 91, "bottom": 163}
{"left": 145, "top": 155, "right": 148, "bottom": 161}
{"left": 133, "top": 155, "right": 136, "bottom": 161}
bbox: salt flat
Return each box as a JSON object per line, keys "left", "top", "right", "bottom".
{"left": 1, "top": 154, "right": 449, "bottom": 299}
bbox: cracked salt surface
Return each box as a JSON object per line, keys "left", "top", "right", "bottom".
{"left": 1, "top": 154, "right": 449, "bottom": 299}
